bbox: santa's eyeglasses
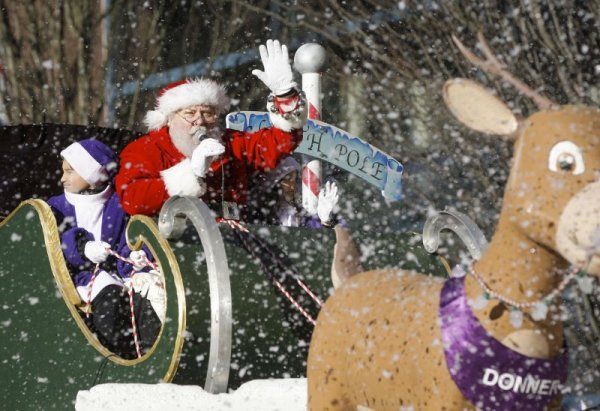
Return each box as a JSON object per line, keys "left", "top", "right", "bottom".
{"left": 176, "top": 107, "right": 217, "bottom": 124}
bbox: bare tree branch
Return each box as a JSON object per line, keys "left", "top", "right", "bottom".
{"left": 452, "top": 32, "right": 556, "bottom": 110}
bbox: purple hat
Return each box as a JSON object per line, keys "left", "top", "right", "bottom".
{"left": 60, "top": 139, "right": 118, "bottom": 186}
{"left": 264, "top": 156, "right": 301, "bottom": 189}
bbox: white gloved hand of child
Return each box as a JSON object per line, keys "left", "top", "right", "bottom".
{"left": 129, "top": 250, "right": 148, "bottom": 271}
{"left": 128, "top": 270, "right": 166, "bottom": 322}
{"left": 317, "top": 181, "right": 339, "bottom": 226}
{"left": 251, "top": 39, "right": 296, "bottom": 96}
{"left": 191, "top": 138, "right": 225, "bottom": 178}
{"left": 129, "top": 270, "right": 163, "bottom": 298}
{"left": 84, "top": 241, "right": 111, "bottom": 264}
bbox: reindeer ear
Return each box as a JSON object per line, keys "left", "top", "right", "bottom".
{"left": 443, "top": 78, "right": 519, "bottom": 137}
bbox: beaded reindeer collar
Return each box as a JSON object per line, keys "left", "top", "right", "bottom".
{"left": 456, "top": 263, "right": 592, "bottom": 326}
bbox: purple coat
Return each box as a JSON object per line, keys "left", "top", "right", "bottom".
{"left": 47, "top": 192, "right": 136, "bottom": 287}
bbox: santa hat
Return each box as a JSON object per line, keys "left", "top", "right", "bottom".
{"left": 144, "top": 78, "right": 231, "bottom": 131}
{"left": 61, "top": 139, "right": 118, "bottom": 187}
{"left": 264, "top": 156, "right": 301, "bottom": 189}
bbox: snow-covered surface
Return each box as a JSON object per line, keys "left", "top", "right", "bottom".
{"left": 75, "top": 378, "right": 307, "bottom": 411}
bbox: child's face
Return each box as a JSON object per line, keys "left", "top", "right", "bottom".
{"left": 279, "top": 171, "right": 298, "bottom": 204}
{"left": 60, "top": 160, "right": 90, "bottom": 193}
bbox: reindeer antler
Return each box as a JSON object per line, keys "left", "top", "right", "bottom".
{"left": 452, "top": 32, "right": 556, "bottom": 110}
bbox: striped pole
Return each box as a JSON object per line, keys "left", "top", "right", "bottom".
{"left": 294, "top": 43, "right": 327, "bottom": 215}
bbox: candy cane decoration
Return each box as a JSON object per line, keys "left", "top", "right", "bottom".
{"left": 128, "top": 286, "right": 143, "bottom": 358}
{"left": 294, "top": 43, "right": 327, "bottom": 215}
{"left": 85, "top": 264, "right": 100, "bottom": 319}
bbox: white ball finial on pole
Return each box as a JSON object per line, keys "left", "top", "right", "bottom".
{"left": 294, "top": 43, "right": 327, "bottom": 74}
{"left": 294, "top": 43, "right": 327, "bottom": 216}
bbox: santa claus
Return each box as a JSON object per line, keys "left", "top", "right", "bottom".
{"left": 115, "top": 39, "right": 307, "bottom": 219}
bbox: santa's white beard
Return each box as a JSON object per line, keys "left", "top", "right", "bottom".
{"left": 170, "top": 125, "right": 223, "bottom": 158}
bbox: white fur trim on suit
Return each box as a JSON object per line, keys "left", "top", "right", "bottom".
{"left": 144, "top": 78, "right": 231, "bottom": 131}
{"left": 160, "top": 159, "right": 207, "bottom": 197}
{"left": 266, "top": 96, "right": 308, "bottom": 132}
{"left": 144, "top": 110, "right": 168, "bottom": 132}
{"left": 76, "top": 270, "right": 123, "bottom": 302}
{"left": 61, "top": 143, "right": 109, "bottom": 186}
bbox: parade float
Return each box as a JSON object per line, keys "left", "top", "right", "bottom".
{"left": 0, "top": 43, "right": 448, "bottom": 410}
{"left": 1, "top": 38, "right": 598, "bottom": 411}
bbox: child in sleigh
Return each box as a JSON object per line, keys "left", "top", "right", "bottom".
{"left": 47, "top": 139, "right": 164, "bottom": 358}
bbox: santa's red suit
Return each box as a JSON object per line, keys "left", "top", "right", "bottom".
{"left": 115, "top": 126, "right": 303, "bottom": 217}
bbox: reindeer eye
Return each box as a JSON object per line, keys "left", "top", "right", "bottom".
{"left": 557, "top": 153, "right": 575, "bottom": 171}
{"left": 548, "top": 141, "right": 584, "bottom": 175}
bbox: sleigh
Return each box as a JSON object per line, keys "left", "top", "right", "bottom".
{"left": 0, "top": 123, "right": 449, "bottom": 409}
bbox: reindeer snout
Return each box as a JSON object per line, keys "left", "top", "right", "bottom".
{"left": 556, "top": 180, "right": 600, "bottom": 276}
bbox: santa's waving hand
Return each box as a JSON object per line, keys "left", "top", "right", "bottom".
{"left": 252, "top": 39, "right": 297, "bottom": 96}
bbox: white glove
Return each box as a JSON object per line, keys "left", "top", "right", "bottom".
{"left": 191, "top": 138, "right": 225, "bottom": 178}
{"left": 317, "top": 181, "right": 339, "bottom": 226}
{"left": 129, "top": 270, "right": 163, "bottom": 297}
{"left": 129, "top": 270, "right": 166, "bottom": 323}
{"left": 129, "top": 250, "right": 148, "bottom": 271}
{"left": 84, "top": 241, "right": 111, "bottom": 264}
{"left": 251, "top": 39, "right": 296, "bottom": 96}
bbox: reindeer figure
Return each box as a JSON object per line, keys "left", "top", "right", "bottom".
{"left": 307, "top": 33, "right": 600, "bottom": 411}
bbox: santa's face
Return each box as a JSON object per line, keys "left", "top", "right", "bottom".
{"left": 60, "top": 160, "right": 91, "bottom": 193}
{"left": 168, "top": 104, "right": 221, "bottom": 157}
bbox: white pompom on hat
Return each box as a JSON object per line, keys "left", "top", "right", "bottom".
{"left": 144, "top": 78, "right": 231, "bottom": 131}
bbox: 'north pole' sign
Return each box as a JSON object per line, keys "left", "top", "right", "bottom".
{"left": 227, "top": 111, "right": 403, "bottom": 201}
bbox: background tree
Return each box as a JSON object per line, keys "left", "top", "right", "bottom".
{"left": 1, "top": 0, "right": 597, "bottom": 234}
{"left": 0, "top": 0, "right": 108, "bottom": 124}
